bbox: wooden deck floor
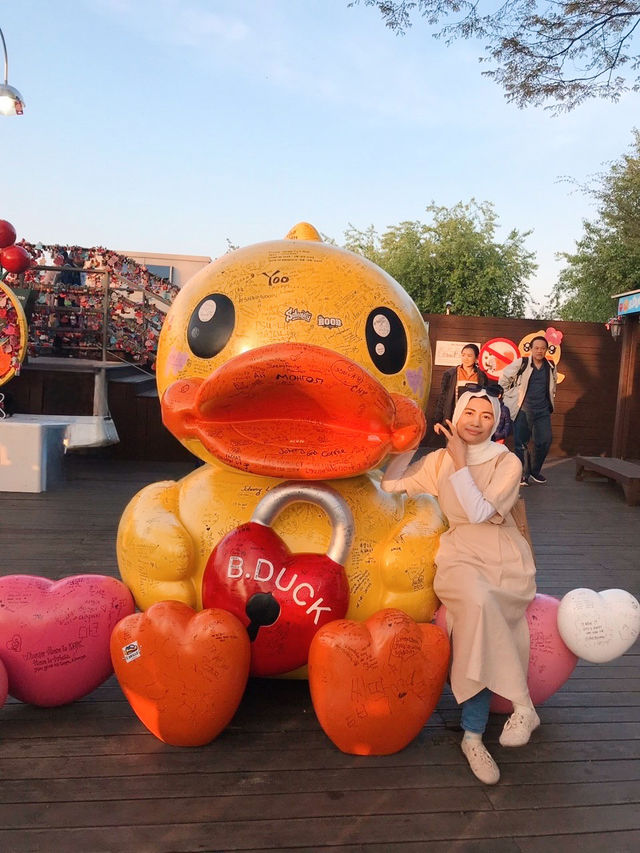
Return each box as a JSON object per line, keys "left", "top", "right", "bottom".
{"left": 1, "top": 455, "right": 638, "bottom": 852}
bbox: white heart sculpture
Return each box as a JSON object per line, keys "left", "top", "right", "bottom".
{"left": 557, "top": 588, "right": 640, "bottom": 663}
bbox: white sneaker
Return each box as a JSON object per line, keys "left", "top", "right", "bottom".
{"left": 461, "top": 738, "right": 500, "bottom": 785}
{"left": 499, "top": 707, "right": 540, "bottom": 747}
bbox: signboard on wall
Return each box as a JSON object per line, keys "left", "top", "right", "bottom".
{"left": 618, "top": 291, "right": 640, "bottom": 316}
{"left": 434, "top": 340, "right": 481, "bottom": 367}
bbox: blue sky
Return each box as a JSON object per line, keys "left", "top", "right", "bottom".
{"left": 2, "top": 0, "right": 638, "bottom": 309}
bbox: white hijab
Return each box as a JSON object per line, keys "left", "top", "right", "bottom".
{"left": 451, "top": 390, "right": 509, "bottom": 465}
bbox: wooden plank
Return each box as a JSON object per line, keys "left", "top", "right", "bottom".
{"left": 487, "top": 779, "right": 640, "bottom": 809}
{"left": 263, "top": 844, "right": 522, "bottom": 853}
{"left": 440, "top": 706, "right": 640, "bottom": 724}
{"left": 1, "top": 804, "right": 639, "bottom": 852}
{"left": 519, "top": 832, "right": 640, "bottom": 853}
{"left": 3, "top": 718, "right": 637, "bottom": 762}
{"left": 532, "top": 692, "right": 639, "bottom": 708}
{"left": 0, "top": 785, "right": 494, "bottom": 830}
{"left": 2, "top": 739, "right": 639, "bottom": 784}
{"left": 1, "top": 759, "right": 637, "bottom": 806}
{"left": 6, "top": 695, "right": 638, "bottom": 740}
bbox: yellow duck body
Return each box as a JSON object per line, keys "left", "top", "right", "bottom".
{"left": 117, "top": 224, "right": 446, "bottom": 629}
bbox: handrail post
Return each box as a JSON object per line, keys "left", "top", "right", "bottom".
{"left": 101, "top": 269, "right": 109, "bottom": 362}
{"left": 143, "top": 289, "right": 148, "bottom": 363}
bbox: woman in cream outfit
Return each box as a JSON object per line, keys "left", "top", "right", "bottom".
{"left": 382, "top": 388, "right": 539, "bottom": 784}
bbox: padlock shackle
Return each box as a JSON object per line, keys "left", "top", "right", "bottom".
{"left": 251, "top": 482, "right": 354, "bottom": 566}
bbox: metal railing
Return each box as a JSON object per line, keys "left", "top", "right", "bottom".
{"left": 18, "top": 264, "right": 174, "bottom": 369}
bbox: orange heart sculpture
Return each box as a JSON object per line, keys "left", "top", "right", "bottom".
{"left": 308, "top": 608, "right": 450, "bottom": 755}
{"left": 110, "top": 601, "right": 250, "bottom": 746}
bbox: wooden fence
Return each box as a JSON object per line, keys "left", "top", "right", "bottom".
{"left": 422, "top": 315, "right": 634, "bottom": 459}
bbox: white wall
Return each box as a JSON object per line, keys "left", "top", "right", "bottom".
{"left": 119, "top": 251, "right": 212, "bottom": 289}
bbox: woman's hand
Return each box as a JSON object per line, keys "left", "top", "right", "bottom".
{"left": 434, "top": 419, "right": 467, "bottom": 471}
{"left": 380, "top": 450, "right": 416, "bottom": 492}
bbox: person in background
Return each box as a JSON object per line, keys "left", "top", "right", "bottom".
{"left": 71, "top": 248, "right": 87, "bottom": 286}
{"left": 58, "top": 250, "right": 81, "bottom": 287}
{"left": 499, "top": 337, "right": 557, "bottom": 486}
{"left": 40, "top": 251, "right": 63, "bottom": 289}
{"left": 381, "top": 389, "right": 539, "bottom": 785}
{"left": 433, "top": 344, "right": 488, "bottom": 427}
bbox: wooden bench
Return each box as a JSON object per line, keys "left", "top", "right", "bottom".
{"left": 575, "top": 455, "right": 640, "bottom": 506}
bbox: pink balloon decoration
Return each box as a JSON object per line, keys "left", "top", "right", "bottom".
{"left": 0, "top": 574, "right": 135, "bottom": 707}
{"left": 434, "top": 593, "right": 578, "bottom": 713}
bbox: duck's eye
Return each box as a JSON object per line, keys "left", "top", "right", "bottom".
{"left": 187, "top": 294, "right": 235, "bottom": 359}
{"left": 548, "top": 344, "right": 556, "bottom": 355}
{"left": 365, "top": 307, "right": 407, "bottom": 374}
{"left": 522, "top": 341, "right": 532, "bottom": 352}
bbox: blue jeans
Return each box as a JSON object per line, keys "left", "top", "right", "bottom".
{"left": 461, "top": 688, "right": 492, "bottom": 734}
{"left": 514, "top": 408, "right": 552, "bottom": 477}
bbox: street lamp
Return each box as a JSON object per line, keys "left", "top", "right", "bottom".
{"left": 0, "top": 27, "right": 25, "bottom": 116}
{"left": 605, "top": 316, "right": 623, "bottom": 340}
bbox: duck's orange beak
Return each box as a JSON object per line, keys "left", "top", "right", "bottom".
{"left": 162, "top": 343, "right": 424, "bottom": 479}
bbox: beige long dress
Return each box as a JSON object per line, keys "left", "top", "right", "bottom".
{"left": 396, "top": 448, "right": 536, "bottom": 705}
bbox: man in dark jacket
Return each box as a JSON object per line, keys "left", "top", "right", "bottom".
{"left": 499, "top": 336, "right": 557, "bottom": 486}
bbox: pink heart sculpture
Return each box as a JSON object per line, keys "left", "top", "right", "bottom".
{"left": 0, "top": 574, "right": 135, "bottom": 707}
{"left": 434, "top": 593, "right": 578, "bottom": 713}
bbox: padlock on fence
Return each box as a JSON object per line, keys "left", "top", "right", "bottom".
{"left": 202, "top": 482, "right": 354, "bottom": 676}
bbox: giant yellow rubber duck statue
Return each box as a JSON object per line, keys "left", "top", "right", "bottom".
{"left": 117, "top": 224, "right": 446, "bottom": 675}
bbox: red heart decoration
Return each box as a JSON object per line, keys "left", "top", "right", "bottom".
{"left": 0, "top": 574, "right": 135, "bottom": 706}
{"left": 110, "top": 601, "right": 250, "bottom": 746}
{"left": 308, "top": 608, "right": 450, "bottom": 755}
{"left": 202, "top": 522, "right": 349, "bottom": 676}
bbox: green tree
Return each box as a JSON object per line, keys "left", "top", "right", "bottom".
{"left": 350, "top": 1, "right": 640, "bottom": 110}
{"left": 550, "top": 130, "right": 640, "bottom": 321}
{"left": 344, "top": 200, "right": 536, "bottom": 317}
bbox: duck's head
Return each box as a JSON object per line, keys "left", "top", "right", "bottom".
{"left": 157, "top": 223, "right": 431, "bottom": 479}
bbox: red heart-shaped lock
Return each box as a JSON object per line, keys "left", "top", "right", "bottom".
{"left": 202, "top": 483, "right": 352, "bottom": 677}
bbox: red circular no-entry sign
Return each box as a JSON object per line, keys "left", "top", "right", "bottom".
{"left": 479, "top": 337, "right": 520, "bottom": 380}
